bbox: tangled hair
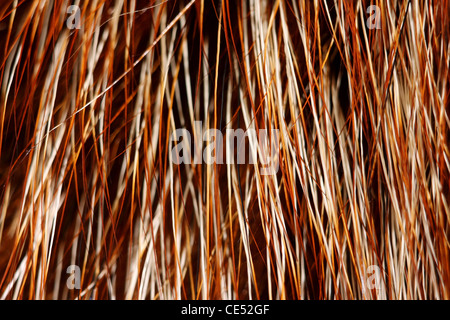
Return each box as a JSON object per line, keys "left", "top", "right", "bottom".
{"left": 0, "top": 0, "right": 448, "bottom": 300}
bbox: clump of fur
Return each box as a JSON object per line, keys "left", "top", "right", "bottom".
{"left": 0, "top": 0, "right": 448, "bottom": 299}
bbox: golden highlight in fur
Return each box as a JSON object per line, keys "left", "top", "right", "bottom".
{"left": 0, "top": 0, "right": 448, "bottom": 299}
